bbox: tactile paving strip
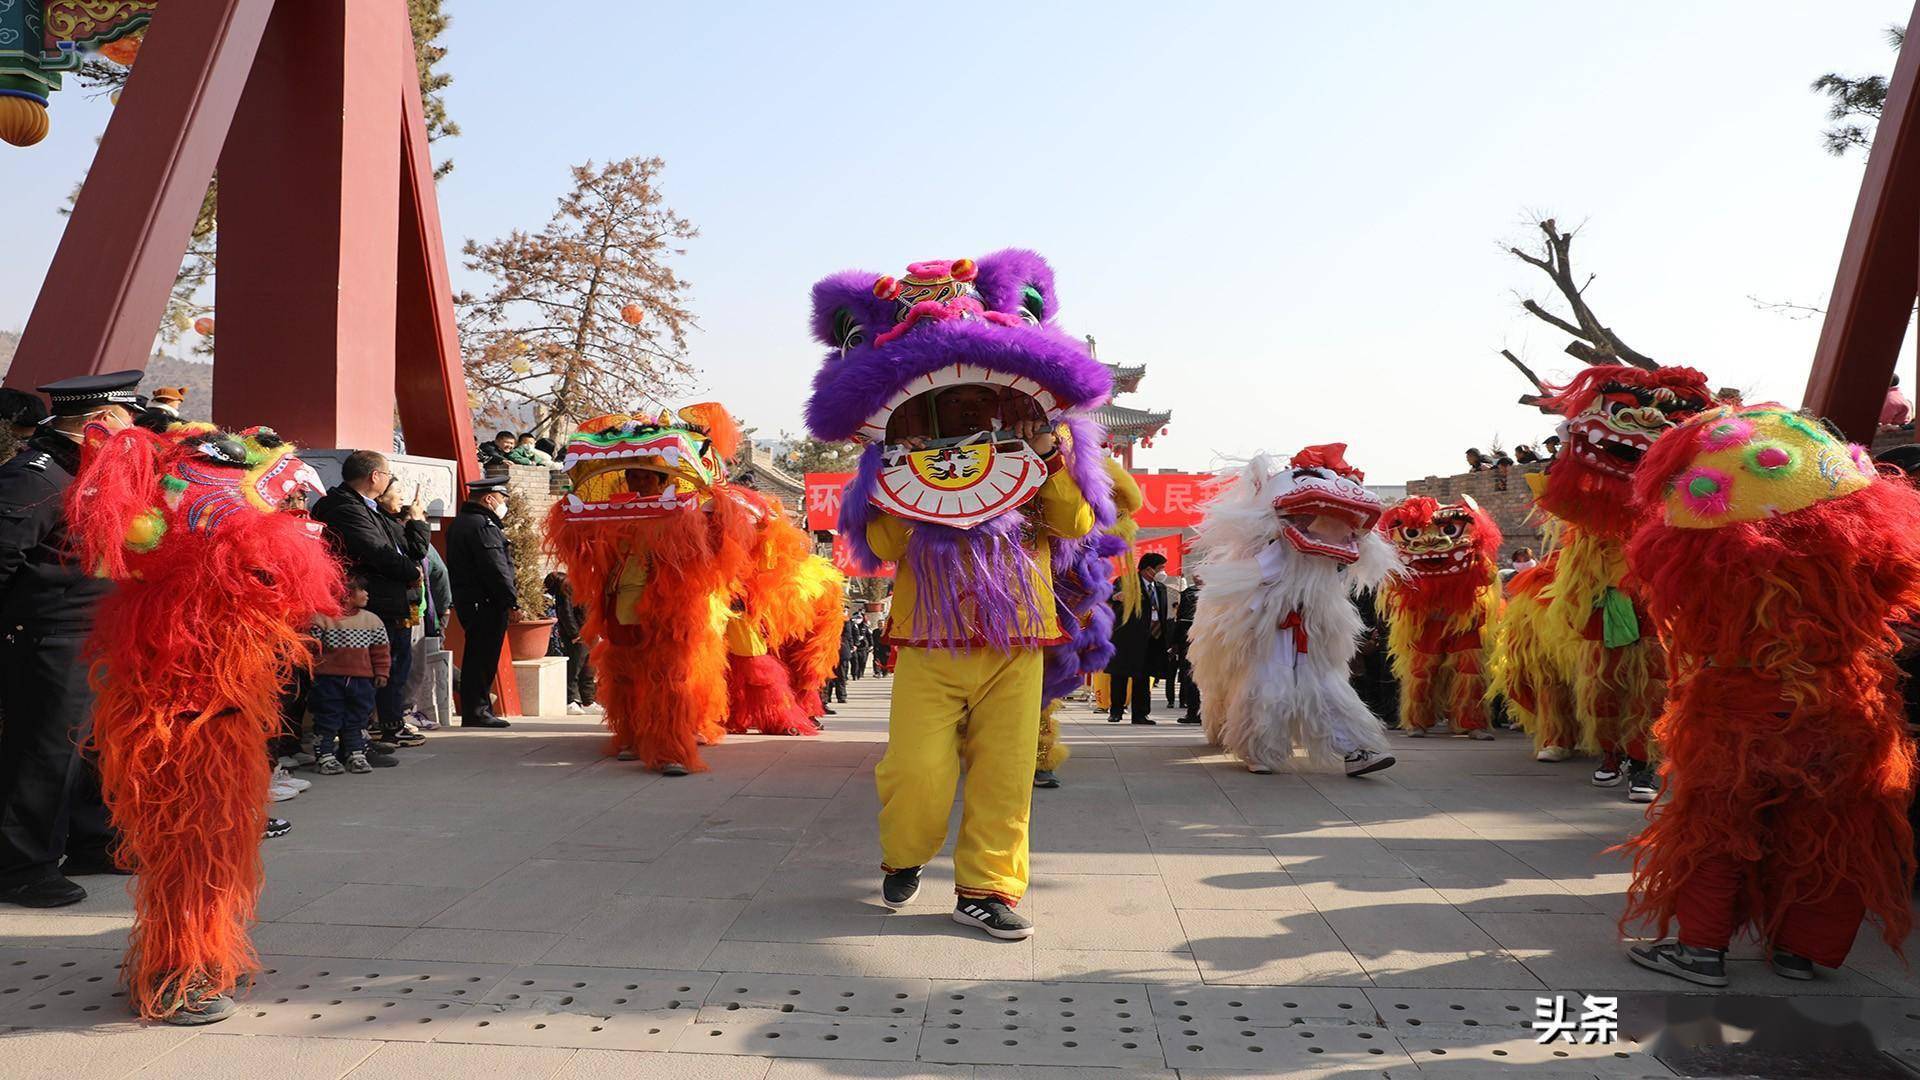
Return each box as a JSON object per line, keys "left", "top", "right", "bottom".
{"left": 696, "top": 972, "right": 927, "bottom": 1023}
{"left": 1147, "top": 984, "right": 1386, "bottom": 1070}
{"left": 1364, "top": 988, "right": 1540, "bottom": 1033}
{"left": 679, "top": 972, "right": 922, "bottom": 1061}
{"left": 215, "top": 958, "right": 510, "bottom": 1042}
{"left": 436, "top": 966, "right": 716, "bottom": 1051}
{"left": 917, "top": 981, "right": 1164, "bottom": 1067}
{"left": 0, "top": 948, "right": 120, "bottom": 1007}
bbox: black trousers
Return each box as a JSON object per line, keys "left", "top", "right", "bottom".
{"left": 1108, "top": 666, "right": 1155, "bottom": 722}
{"left": 565, "top": 641, "right": 596, "bottom": 705}
{"left": 457, "top": 601, "right": 511, "bottom": 719}
{"left": 0, "top": 632, "right": 117, "bottom": 887}
{"left": 374, "top": 616, "right": 415, "bottom": 736}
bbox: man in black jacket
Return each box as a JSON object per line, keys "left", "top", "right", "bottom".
{"left": 0, "top": 372, "right": 144, "bottom": 908}
{"left": 446, "top": 476, "right": 516, "bottom": 728}
{"left": 1173, "top": 576, "right": 1202, "bottom": 723}
{"left": 1106, "top": 552, "right": 1171, "bottom": 725}
{"left": 312, "top": 451, "right": 430, "bottom": 746}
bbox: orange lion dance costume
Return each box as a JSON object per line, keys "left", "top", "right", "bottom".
{"left": 547, "top": 405, "right": 842, "bottom": 775}
{"left": 1377, "top": 495, "right": 1502, "bottom": 736}
{"left": 1621, "top": 405, "right": 1920, "bottom": 982}
{"left": 69, "top": 423, "right": 339, "bottom": 1021}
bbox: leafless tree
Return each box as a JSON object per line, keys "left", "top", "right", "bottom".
{"left": 1507, "top": 218, "right": 1658, "bottom": 372}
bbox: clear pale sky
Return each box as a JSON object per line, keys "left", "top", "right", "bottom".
{"left": 2, "top": 1, "right": 1910, "bottom": 482}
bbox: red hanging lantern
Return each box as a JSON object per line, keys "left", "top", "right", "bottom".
{"left": 193, "top": 316, "right": 215, "bottom": 336}
{"left": 620, "top": 303, "right": 645, "bottom": 325}
{"left": 99, "top": 34, "right": 143, "bottom": 66}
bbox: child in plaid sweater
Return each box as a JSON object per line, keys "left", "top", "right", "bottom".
{"left": 309, "top": 576, "right": 392, "bottom": 775}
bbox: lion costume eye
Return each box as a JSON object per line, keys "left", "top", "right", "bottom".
{"left": 833, "top": 309, "right": 864, "bottom": 356}
{"left": 1020, "top": 285, "right": 1045, "bottom": 325}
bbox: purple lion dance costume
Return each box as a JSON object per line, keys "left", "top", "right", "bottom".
{"left": 806, "top": 250, "right": 1114, "bottom": 936}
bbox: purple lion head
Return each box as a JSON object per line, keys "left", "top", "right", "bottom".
{"left": 804, "top": 249, "right": 1112, "bottom": 444}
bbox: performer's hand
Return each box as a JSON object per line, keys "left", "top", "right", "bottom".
{"left": 375, "top": 677, "right": 388, "bottom": 688}
{"left": 1016, "top": 420, "right": 1057, "bottom": 457}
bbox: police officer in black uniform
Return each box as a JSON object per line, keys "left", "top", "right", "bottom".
{"left": 445, "top": 476, "right": 516, "bottom": 728}
{"left": 0, "top": 371, "right": 145, "bottom": 907}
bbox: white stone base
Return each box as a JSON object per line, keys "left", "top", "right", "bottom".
{"left": 511, "top": 656, "right": 569, "bottom": 718}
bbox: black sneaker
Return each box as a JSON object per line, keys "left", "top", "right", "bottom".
{"left": 953, "top": 897, "right": 1035, "bottom": 940}
{"left": 1178, "top": 713, "right": 1201, "bottom": 724}
{"left": 1627, "top": 760, "right": 1658, "bottom": 803}
{"left": 0, "top": 877, "right": 87, "bottom": 908}
{"left": 1629, "top": 940, "right": 1728, "bottom": 987}
{"left": 262, "top": 817, "right": 292, "bottom": 840}
{"left": 1770, "top": 948, "right": 1816, "bottom": 980}
{"left": 882, "top": 866, "right": 922, "bottom": 909}
{"left": 1592, "top": 752, "right": 1624, "bottom": 787}
{"left": 1343, "top": 748, "right": 1396, "bottom": 777}
{"left": 1033, "top": 770, "right": 1061, "bottom": 789}
{"left": 367, "top": 753, "right": 398, "bottom": 768}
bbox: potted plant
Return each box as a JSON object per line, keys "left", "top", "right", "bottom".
{"left": 500, "top": 489, "right": 557, "bottom": 660}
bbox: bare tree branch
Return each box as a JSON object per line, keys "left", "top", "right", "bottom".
{"left": 1504, "top": 217, "right": 1660, "bottom": 372}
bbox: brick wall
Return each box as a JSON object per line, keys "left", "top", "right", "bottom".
{"left": 487, "top": 462, "right": 563, "bottom": 576}
{"left": 1403, "top": 463, "right": 1549, "bottom": 560}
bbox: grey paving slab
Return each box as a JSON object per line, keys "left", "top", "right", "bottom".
{"left": 1176, "top": 909, "right": 1371, "bottom": 986}
{"left": 279, "top": 883, "right": 472, "bottom": 928}
{"left": 381, "top": 927, "right": 561, "bottom": 964}
{"left": 433, "top": 965, "right": 714, "bottom": 1051}
{"left": 552, "top": 1050, "right": 772, "bottom": 1080}
{"left": 1151, "top": 849, "right": 1312, "bottom": 912}
{"left": 342, "top": 1041, "right": 577, "bottom": 1080}
{"left": 621, "top": 837, "right": 793, "bottom": 900}
{"left": 1031, "top": 949, "right": 1202, "bottom": 985}
{"left": 543, "top": 896, "right": 749, "bottom": 969}
{"left": 740, "top": 766, "right": 856, "bottom": 799}
{"left": 1023, "top": 875, "right": 1187, "bottom": 954}
{"left": 127, "top": 1033, "right": 381, "bottom": 1079}
{"left": 426, "top": 858, "right": 638, "bottom": 933}
{"left": 0, "top": 1025, "right": 199, "bottom": 1080}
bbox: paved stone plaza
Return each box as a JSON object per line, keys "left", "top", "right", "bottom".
{"left": 3, "top": 678, "right": 1918, "bottom": 1079}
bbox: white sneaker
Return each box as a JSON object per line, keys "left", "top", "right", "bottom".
{"left": 267, "top": 779, "right": 300, "bottom": 802}
{"left": 1536, "top": 745, "right": 1572, "bottom": 763}
{"left": 271, "top": 765, "right": 311, "bottom": 793}
{"left": 1466, "top": 729, "right": 1496, "bottom": 741}
{"left": 1246, "top": 763, "right": 1274, "bottom": 775}
{"left": 1343, "top": 749, "right": 1396, "bottom": 777}
{"left": 276, "top": 755, "right": 302, "bottom": 770}
{"left": 292, "top": 751, "right": 317, "bottom": 767}
{"left": 584, "top": 702, "right": 604, "bottom": 714}
{"left": 567, "top": 703, "right": 586, "bottom": 715}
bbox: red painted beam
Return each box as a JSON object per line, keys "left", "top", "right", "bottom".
{"left": 1804, "top": 0, "right": 1920, "bottom": 442}
{"left": 5, "top": 0, "right": 273, "bottom": 390}
{"left": 213, "top": 0, "right": 404, "bottom": 449}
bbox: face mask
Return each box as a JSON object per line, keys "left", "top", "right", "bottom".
{"left": 1155, "top": 571, "right": 1170, "bottom": 584}
{"left": 491, "top": 498, "right": 510, "bottom": 520}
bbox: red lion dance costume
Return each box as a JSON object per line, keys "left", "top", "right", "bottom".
{"left": 1377, "top": 496, "right": 1502, "bottom": 737}
{"left": 1493, "top": 364, "right": 1712, "bottom": 800}
{"left": 1621, "top": 405, "right": 1920, "bottom": 983}
{"left": 69, "top": 423, "right": 339, "bottom": 1022}
{"left": 546, "top": 405, "right": 841, "bottom": 775}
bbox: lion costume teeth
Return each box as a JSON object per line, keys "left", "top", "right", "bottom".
{"left": 1377, "top": 495, "right": 1503, "bottom": 735}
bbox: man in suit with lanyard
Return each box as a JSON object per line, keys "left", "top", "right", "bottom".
{"left": 1106, "top": 552, "right": 1170, "bottom": 725}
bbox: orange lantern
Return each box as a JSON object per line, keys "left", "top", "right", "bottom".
{"left": 99, "top": 34, "right": 142, "bottom": 66}
{"left": 620, "top": 303, "right": 645, "bottom": 325}
{"left": 193, "top": 316, "right": 215, "bottom": 336}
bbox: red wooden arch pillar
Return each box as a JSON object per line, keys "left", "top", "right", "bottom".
{"left": 6, "top": 0, "right": 516, "bottom": 714}
{"left": 1803, "top": 0, "right": 1920, "bottom": 443}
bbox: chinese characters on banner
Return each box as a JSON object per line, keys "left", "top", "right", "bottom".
{"left": 830, "top": 534, "right": 895, "bottom": 579}
{"left": 805, "top": 471, "right": 1217, "bottom": 532}
{"left": 1127, "top": 533, "right": 1185, "bottom": 576}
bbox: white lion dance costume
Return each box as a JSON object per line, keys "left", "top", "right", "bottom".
{"left": 1188, "top": 445, "right": 1399, "bottom": 776}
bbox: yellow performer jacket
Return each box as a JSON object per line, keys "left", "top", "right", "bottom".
{"left": 868, "top": 458, "right": 1094, "bottom": 648}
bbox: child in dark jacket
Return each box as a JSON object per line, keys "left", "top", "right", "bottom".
{"left": 309, "top": 576, "right": 392, "bottom": 775}
{"left": 546, "top": 571, "right": 597, "bottom": 713}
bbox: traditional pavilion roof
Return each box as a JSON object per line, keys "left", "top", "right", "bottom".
{"left": 1103, "top": 362, "right": 1147, "bottom": 395}
{"left": 1096, "top": 402, "right": 1172, "bottom": 445}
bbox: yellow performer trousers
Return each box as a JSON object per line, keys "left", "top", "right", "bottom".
{"left": 877, "top": 646, "right": 1042, "bottom": 905}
